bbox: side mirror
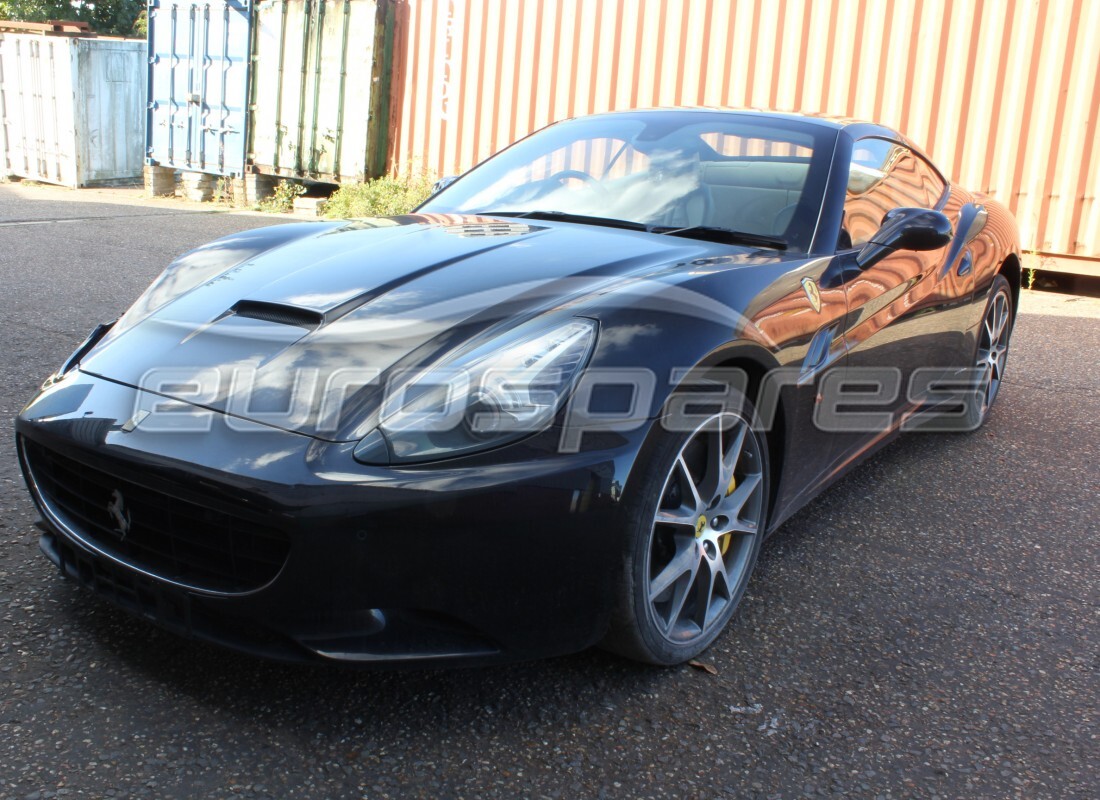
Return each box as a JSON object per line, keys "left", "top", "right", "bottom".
{"left": 431, "top": 175, "right": 458, "bottom": 195}
{"left": 856, "top": 207, "right": 953, "bottom": 270}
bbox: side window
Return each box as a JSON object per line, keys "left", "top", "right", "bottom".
{"left": 912, "top": 154, "right": 947, "bottom": 208}
{"left": 841, "top": 138, "right": 936, "bottom": 249}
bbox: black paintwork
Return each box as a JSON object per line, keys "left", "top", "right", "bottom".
{"left": 15, "top": 110, "right": 1021, "bottom": 665}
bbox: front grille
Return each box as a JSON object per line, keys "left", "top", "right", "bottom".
{"left": 22, "top": 439, "right": 290, "bottom": 594}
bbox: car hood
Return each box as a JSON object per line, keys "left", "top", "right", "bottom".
{"left": 79, "top": 214, "right": 784, "bottom": 440}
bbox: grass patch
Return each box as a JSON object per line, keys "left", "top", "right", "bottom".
{"left": 323, "top": 172, "right": 436, "bottom": 219}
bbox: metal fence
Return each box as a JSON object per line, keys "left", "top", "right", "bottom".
{"left": 391, "top": 0, "right": 1100, "bottom": 268}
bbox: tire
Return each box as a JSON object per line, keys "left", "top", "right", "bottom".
{"left": 966, "top": 274, "right": 1014, "bottom": 430}
{"left": 603, "top": 397, "right": 769, "bottom": 665}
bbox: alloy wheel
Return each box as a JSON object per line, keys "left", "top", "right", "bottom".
{"left": 645, "top": 412, "right": 765, "bottom": 646}
{"left": 976, "top": 288, "right": 1011, "bottom": 419}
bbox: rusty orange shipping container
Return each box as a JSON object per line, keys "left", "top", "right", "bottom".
{"left": 389, "top": 0, "right": 1100, "bottom": 273}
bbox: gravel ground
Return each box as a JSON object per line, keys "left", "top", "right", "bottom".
{"left": 0, "top": 182, "right": 1096, "bottom": 799}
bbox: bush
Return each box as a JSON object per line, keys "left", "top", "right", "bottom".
{"left": 258, "top": 180, "right": 305, "bottom": 213}
{"left": 323, "top": 172, "right": 436, "bottom": 219}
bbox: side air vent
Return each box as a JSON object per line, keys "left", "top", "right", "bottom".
{"left": 231, "top": 300, "right": 324, "bottom": 330}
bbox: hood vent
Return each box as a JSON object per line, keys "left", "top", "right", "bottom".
{"left": 231, "top": 300, "right": 324, "bottom": 330}
{"left": 441, "top": 222, "right": 535, "bottom": 238}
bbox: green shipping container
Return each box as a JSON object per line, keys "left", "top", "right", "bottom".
{"left": 247, "top": 0, "right": 396, "bottom": 183}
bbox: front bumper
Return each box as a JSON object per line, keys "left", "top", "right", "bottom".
{"left": 16, "top": 370, "right": 636, "bottom": 666}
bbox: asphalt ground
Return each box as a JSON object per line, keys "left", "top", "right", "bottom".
{"left": 0, "top": 182, "right": 1096, "bottom": 799}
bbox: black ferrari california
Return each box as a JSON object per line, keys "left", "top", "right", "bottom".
{"left": 16, "top": 110, "right": 1020, "bottom": 666}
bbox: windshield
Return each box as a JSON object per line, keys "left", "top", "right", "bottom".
{"left": 420, "top": 111, "right": 837, "bottom": 253}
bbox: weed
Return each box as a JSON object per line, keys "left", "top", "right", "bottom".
{"left": 259, "top": 180, "right": 306, "bottom": 213}
{"left": 212, "top": 177, "right": 233, "bottom": 205}
{"left": 323, "top": 170, "right": 435, "bottom": 219}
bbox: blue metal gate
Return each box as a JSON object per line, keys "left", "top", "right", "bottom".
{"left": 146, "top": 0, "right": 252, "bottom": 176}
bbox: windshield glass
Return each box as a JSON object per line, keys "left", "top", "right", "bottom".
{"left": 420, "top": 111, "right": 837, "bottom": 252}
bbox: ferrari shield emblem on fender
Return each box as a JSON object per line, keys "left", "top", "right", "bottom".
{"left": 801, "top": 277, "right": 822, "bottom": 313}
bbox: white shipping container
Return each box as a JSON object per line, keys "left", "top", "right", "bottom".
{"left": 0, "top": 34, "right": 145, "bottom": 187}
{"left": 0, "top": 69, "right": 8, "bottom": 177}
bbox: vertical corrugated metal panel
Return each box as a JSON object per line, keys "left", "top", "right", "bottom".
{"left": 249, "top": 0, "right": 389, "bottom": 182}
{"left": 0, "top": 43, "right": 8, "bottom": 178}
{"left": 392, "top": 0, "right": 1100, "bottom": 260}
{"left": 0, "top": 34, "right": 144, "bottom": 187}
{"left": 369, "top": 0, "right": 400, "bottom": 178}
{"left": 146, "top": 0, "right": 252, "bottom": 176}
{"left": 0, "top": 34, "right": 77, "bottom": 186}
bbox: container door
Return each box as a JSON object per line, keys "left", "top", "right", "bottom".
{"left": 250, "top": 0, "right": 386, "bottom": 182}
{"left": 74, "top": 40, "right": 146, "bottom": 186}
{"left": 0, "top": 34, "right": 78, "bottom": 187}
{"left": 147, "top": 0, "right": 252, "bottom": 176}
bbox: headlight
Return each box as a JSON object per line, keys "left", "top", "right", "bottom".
{"left": 353, "top": 319, "right": 598, "bottom": 464}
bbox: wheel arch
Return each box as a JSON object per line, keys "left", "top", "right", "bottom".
{"left": 652, "top": 340, "right": 787, "bottom": 528}
{"left": 703, "top": 352, "right": 787, "bottom": 529}
{"left": 617, "top": 339, "right": 788, "bottom": 527}
{"left": 999, "top": 252, "right": 1022, "bottom": 315}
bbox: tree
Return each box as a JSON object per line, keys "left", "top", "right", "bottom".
{"left": 0, "top": 0, "right": 77, "bottom": 22}
{"left": 0, "top": 0, "right": 146, "bottom": 38}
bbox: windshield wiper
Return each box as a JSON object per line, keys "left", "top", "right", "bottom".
{"left": 481, "top": 212, "right": 788, "bottom": 250}
{"left": 482, "top": 210, "right": 650, "bottom": 231}
{"left": 648, "top": 225, "right": 788, "bottom": 250}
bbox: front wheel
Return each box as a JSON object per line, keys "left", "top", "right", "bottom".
{"left": 603, "top": 403, "right": 769, "bottom": 665}
{"left": 967, "top": 274, "right": 1014, "bottom": 429}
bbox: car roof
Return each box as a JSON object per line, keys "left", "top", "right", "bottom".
{"left": 588, "top": 105, "right": 906, "bottom": 135}
{"left": 574, "top": 107, "right": 927, "bottom": 166}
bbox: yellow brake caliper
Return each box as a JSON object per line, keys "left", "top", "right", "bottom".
{"left": 721, "top": 474, "right": 737, "bottom": 554}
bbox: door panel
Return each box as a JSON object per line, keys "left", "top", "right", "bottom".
{"left": 830, "top": 139, "right": 971, "bottom": 463}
